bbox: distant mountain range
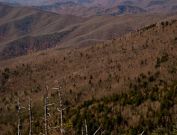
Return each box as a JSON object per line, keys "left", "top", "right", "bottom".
{"left": 1, "top": 0, "right": 177, "bottom": 16}
{"left": 37, "top": 0, "right": 177, "bottom": 16}
{"left": 0, "top": 2, "right": 173, "bottom": 60}
{"left": 36, "top": 1, "right": 147, "bottom": 16}
{"left": 0, "top": 0, "right": 177, "bottom": 60}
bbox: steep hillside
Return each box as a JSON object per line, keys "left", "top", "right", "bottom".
{"left": 0, "top": 3, "right": 171, "bottom": 60}
{"left": 0, "top": 17, "right": 177, "bottom": 135}
{"left": 0, "top": 3, "right": 86, "bottom": 59}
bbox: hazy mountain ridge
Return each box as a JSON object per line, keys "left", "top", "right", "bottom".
{"left": 36, "top": 0, "right": 177, "bottom": 16}
{"left": 1, "top": 0, "right": 177, "bottom": 16}
{"left": 0, "top": 3, "right": 171, "bottom": 60}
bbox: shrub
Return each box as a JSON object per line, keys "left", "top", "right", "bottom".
{"left": 155, "top": 53, "right": 169, "bottom": 68}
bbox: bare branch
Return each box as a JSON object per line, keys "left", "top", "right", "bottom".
{"left": 140, "top": 131, "right": 144, "bottom": 135}
{"left": 93, "top": 126, "right": 101, "bottom": 135}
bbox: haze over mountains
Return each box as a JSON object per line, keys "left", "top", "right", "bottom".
{"left": 1, "top": 0, "right": 177, "bottom": 16}
{"left": 0, "top": 2, "right": 172, "bottom": 60}
{"left": 38, "top": 0, "right": 177, "bottom": 17}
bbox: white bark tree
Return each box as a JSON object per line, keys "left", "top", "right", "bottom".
{"left": 43, "top": 85, "right": 50, "bottom": 135}
{"left": 82, "top": 127, "right": 84, "bottom": 135}
{"left": 28, "top": 97, "right": 32, "bottom": 135}
{"left": 140, "top": 131, "right": 144, "bottom": 135}
{"left": 85, "top": 120, "right": 88, "bottom": 135}
{"left": 83, "top": 119, "right": 101, "bottom": 135}
{"left": 44, "top": 95, "right": 49, "bottom": 135}
{"left": 53, "top": 84, "right": 66, "bottom": 135}
{"left": 93, "top": 126, "right": 101, "bottom": 135}
{"left": 17, "top": 98, "right": 21, "bottom": 135}
{"left": 43, "top": 85, "right": 54, "bottom": 135}
{"left": 17, "top": 98, "right": 26, "bottom": 135}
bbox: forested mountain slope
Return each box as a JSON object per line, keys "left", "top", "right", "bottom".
{"left": 0, "top": 16, "right": 177, "bottom": 134}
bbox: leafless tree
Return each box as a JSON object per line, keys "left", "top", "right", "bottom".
{"left": 83, "top": 119, "right": 101, "bottom": 135}
{"left": 17, "top": 98, "right": 26, "bottom": 135}
{"left": 17, "top": 98, "right": 21, "bottom": 135}
{"left": 44, "top": 95, "right": 53, "bottom": 135}
{"left": 43, "top": 86, "right": 50, "bottom": 135}
{"left": 44, "top": 94, "right": 49, "bottom": 135}
{"left": 82, "top": 127, "right": 84, "bottom": 135}
{"left": 53, "top": 83, "right": 66, "bottom": 135}
{"left": 28, "top": 97, "right": 32, "bottom": 135}
{"left": 85, "top": 120, "right": 88, "bottom": 135}
{"left": 43, "top": 85, "right": 54, "bottom": 135}
{"left": 140, "top": 131, "right": 144, "bottom": 135}
{"left": 93, "top": 126, "right": 101, "bottom": 135}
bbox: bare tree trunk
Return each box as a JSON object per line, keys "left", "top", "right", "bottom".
{"left": 28, "top": 97, "right": 32, "bottom": 135}
{"left": 85, "top": 120, "right": 88, "bottom": 135}
{"left": 44, "top": 95, "right": 49, "bottom": 135}
{"left": 58, "top": 86, "right": 64, "bottom": 134}
{"left": 83, "top": 119, "right": 101, "bottom": 135}
{"left": 93, "top": 127, "right": 101, "bottom": 135}
{"left": 82, "top": 127, "right": 84, "bottom": 135}
{"left": 53, "top": 84, "right": 66, "bottom": 135}
{"left": 140, "top": 131, "right": 144, "bottom": 135}
{"left": 17, "top": 98, "right": 21, "bottom": 135}
{"left": 44, "top": 85, "right": 55, "bottom": 135}
{"left": 17, "top": 98, "right": 26, "bottom": 135}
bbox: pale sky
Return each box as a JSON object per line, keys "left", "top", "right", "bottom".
{"left": 0, "top": 0, "right": 57, "bottom": 5}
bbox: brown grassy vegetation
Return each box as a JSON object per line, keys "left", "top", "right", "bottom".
{"left": 0, "top": 16, "right": 177, "bottom": 135}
